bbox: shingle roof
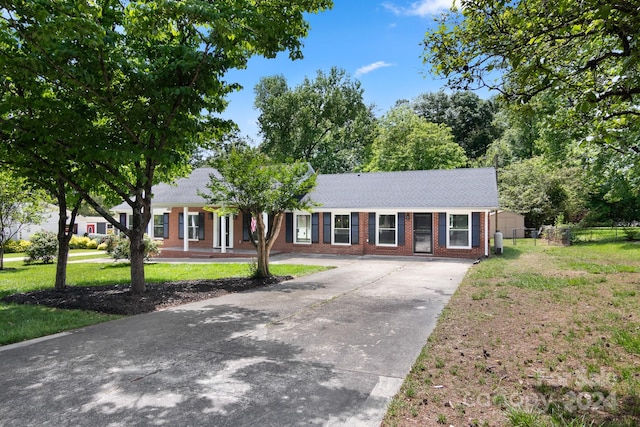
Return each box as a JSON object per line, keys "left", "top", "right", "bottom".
{"left": 113, "top": 167, "right": 498, "bottom": 211}
{"left": 308, "top": 168, "right": 498, "bottom": 210}
{"left": 148, "top": 168, "right": 219, "bottom": 207}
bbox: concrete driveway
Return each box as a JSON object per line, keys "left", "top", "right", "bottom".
{"left": 0, "top": 255, "right": 472, "bottom": 426}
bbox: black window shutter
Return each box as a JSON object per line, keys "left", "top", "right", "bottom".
{"left": 323, "top": 212, "right": 331, "bottom": 244}
{"left": 97, "top": 223, "right": 106, "bottom": 234}
{"left": 178, "top": 213, "right": 184, "bottom": 239}
{"left": 198, "top": 212, "right": 205, "bottom": 240}
{"left": 368, "top": 213, "right": 375, "bottom": 244}
{"left": 472, "top": 212, "right": 480, "bottom": 247}
{"left": 398, "top": 213, "right": 405, "bottom": 246}
{"left": 351, "top": 212, "right": 359, "bottom": 245}
{"left": 119, "top": 213, "right": 127, "bottom": 228}
{"left": 311, "top": 213, "right": 319, "bottom": 243}
{"left": 242, "top": 212, "right": 250, "bottom": 241}
{"left": 438, "top": 213, "right": 446, "bottom": 247}
{"left": 285, "top": 212, "right": 293, "bottom": 243}
{"left": 163, "top": 213, "right": 169, "bottom": 238}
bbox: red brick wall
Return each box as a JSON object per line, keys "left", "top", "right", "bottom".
{"left": 161, "top": 210, "right": 489, "bottom": 259}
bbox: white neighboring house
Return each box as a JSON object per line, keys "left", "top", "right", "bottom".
{"left": 16, "top": 204, "right": 112, "bottom": 240}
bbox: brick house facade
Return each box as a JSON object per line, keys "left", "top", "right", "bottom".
{"left": 114, "top": 167, "right": 498, "bottom": 259}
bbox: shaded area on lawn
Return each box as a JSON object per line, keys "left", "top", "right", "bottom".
{"left": 2, "top": 276, "right": 292, "bottom": 316}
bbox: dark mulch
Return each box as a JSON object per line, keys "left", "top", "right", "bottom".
{"left": 2, "top": 276, "right": 292, "bottom": 316}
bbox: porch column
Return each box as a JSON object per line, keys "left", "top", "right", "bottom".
{"left": 485, "top": 210, "right": 489, "bottom": 257}
{"left": 220, "top": 214, "right": 227, "bottom": 253}
{"left": 212, "top": 212, "right": 218, "bottom": 249}
{"left": 228, "top": 215, "right": 234, "bottom": 249}
{"left": 183, "top": 207, "right": 189, "bottom": 252}
{"left": 262, "top": 212, "right": 269, "bottom": 236}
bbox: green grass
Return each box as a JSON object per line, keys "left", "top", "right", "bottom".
{"left": 0, "top": 261, "right": 330, "bottom": 346}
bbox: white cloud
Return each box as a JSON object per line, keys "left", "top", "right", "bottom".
{"left": 355, "top": 61, "right": 394, "bottom": 77}
{"left": 383, "top": 0, "right": 454, "bottom": 17}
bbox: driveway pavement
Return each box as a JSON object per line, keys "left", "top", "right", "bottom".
{"left": 0, "top": 254, "right": 472, "bottom": 426}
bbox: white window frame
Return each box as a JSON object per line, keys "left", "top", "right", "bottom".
{"left": 376, "top": 213, "right": 397, "bottom": 247}
{"left": 447, "top": 212, "right": 471, "bottom": 249}
{"left": 295, "top": 212, "right": 312, "bottom": 244}
{"left": 153, "top": 214, "right": 164, "bottom": 239}
{"left": 332, "top": 212, "right": 351, "bottom": 245}
{"left": 187, "top": 213, "right": 200, "bottom": 241}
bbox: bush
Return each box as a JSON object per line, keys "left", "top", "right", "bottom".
{"left": 25, "top": 231, "right": 58, "bottom": 264}
{"left": 69, "top": 236, "right": 92, "bottom": 249}
{"left": 3, "top": 239, "right": 30, "bottom": 253}
{"left": 623, "top": 227, "right": 639, "bottom": 241}
{"left": 85, "top": 240, "right": 99, "bottom": 249}
{"left": 96, "top": 242, "right": 108, "bottom": 251}
{"left": 87, "top": 233, "right": 109, "bottom": 244}
{"left": 104, "top": 234, "right": 160, "bottom": 261}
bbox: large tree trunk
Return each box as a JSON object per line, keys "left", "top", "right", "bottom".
{"left": 254, "top": 214, "right": 270, "bottom": 278}
{"left": 253, "top": 212, "right": 284, "bottom": 278}
{"left": 0, "top": 244, "right": 4, "bottom": 270}
{"left": 129, "top": 207, "right": 147, "bottom": 295}
{"left": 54, "top": 183, "right": 80, "bottom": 290}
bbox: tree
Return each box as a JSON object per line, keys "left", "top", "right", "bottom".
{"left": 0, "top": 0, "right": 332, "bottom": 294}
{"left": 203, "top": 148, "right": 317, "bottom": 278}
{"left": 0, "top": 170, "right": 47, "bottom": 270}
{"left": 411, "top": 91, "right": 500, "bottom": 159}
{"left": 255, "top": 67, "right": 376, "bottom": 173}
{"left": 498, "top": 157, "right": 587, "bottom": 228}
{"left": 364, "top": 106, "right": 467, "bottom": 172}
{"left": 423, "top": 0, "right": 640, "bottom": 156}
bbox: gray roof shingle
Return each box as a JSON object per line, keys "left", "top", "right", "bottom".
{"left": 113, "top": 167, "right": 498, "bottom": 211}
{"left": 308, "top": 168, "right": 498, "bottom": 210}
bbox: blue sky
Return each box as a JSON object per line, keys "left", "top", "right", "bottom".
{"left": 221, "top": 0, "right": 457, "bottom": 143}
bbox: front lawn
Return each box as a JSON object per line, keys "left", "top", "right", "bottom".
{"left": 0, "top": 261, "right": 329, "bottom": 346}
{"left": 384, "top": 239, "right": 640, "bottom": 427}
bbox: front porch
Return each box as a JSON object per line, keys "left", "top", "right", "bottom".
{"left": 158, "top": 246, "right": 277, "bottom": 259}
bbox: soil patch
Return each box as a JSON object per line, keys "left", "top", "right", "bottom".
{"left": 2, "top": 276, "right": 292, "bottom": 315}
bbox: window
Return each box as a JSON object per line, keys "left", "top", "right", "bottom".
{"left": 449, "top": 214, "right": 470, "bottom": 248}
{"left": 333, "top": 214, "right": 350, "bottom": 244}
{"left": 153, "top": 215, "right": 164, "bottom": 238}
{"left": 188, "top": 213, "right": 200, "bottom": 241}
{"left": 295, "top": 214, "right": 311, "bottom": 244}
{"left": 378, "top": 214, "right": 396, "bottom": 246}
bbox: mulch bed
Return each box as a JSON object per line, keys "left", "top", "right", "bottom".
{"left": 2, "top": 276, "right": 292, "bottom": 316}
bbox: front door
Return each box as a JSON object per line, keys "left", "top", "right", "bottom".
{"left": 414, "top": 213, "right": 433, "bottom": 254}
{"left": 215, "top": 215, "right": 232, "bottom": 248}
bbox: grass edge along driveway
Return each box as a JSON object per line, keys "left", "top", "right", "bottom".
{"left": 383, "top": 239, "right": 640, "bottom": 427}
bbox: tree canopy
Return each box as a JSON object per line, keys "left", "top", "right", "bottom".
{"left": 203, "top": 148, "right": 317, "bottom": 278}
{"left": 255, "top": 67, "right": 376, "bottom": 173}
{"left": 0, "top": 0, "right": 332, "bottom": 294}
{"left": 423, "top": 0, "right": 640, "bottom": 155}
{"left": 410, "top": 91, "right": 500, "bottom": 159}
{"left": 0, "top": 170, "right": 47, "bottom": 270}
{"left": 364, "top": 105, "right": 467, "bottom": 172}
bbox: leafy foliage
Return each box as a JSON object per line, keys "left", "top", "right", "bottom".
{"left": 410, "top": 91, "right": 501, "bottom": 159}
{"left": 25, "top": 231, "right": 58, "bottom": 264}
{"left": 498, "top": 157, "right": 587, "bottom": 228}
{"left": 0, "top": 0, "right": 332, "bottom": 293}
{"left": 104, "top": 234, "right": 160, "bottom": 262}
{"left": 423, "top": 0, "right": 640, "bottom": 156}
{"left": 203, "top": 147, "right": 317, "bottom": 277}
{"left": 364, "top": 105, "right": 467, "bottom": 171}
{"left": 255, "top": 67, "right": 376, "bottom": 173}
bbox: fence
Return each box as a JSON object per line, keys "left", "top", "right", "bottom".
{"left": 506, "top": 226, "right": 638, "bottom": 246}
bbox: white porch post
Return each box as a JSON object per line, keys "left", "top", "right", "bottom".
{"left": 485, "top": 210, "right": 489, "bottom": 257}
{"left": 228, "top": 215, "right": 234, "bottom": 249}
{"left": 183, "top": 207, "right": 189, "bottom": 252}
{"left": 220, "top": 214, "right": 227, "bottom": 253}
{"left": 262, "top": 212, "right": 269, "bottom": 236}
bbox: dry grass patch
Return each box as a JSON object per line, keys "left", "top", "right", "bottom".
{"left": 383, "top": 240, "right": 640, "bottom": 427}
